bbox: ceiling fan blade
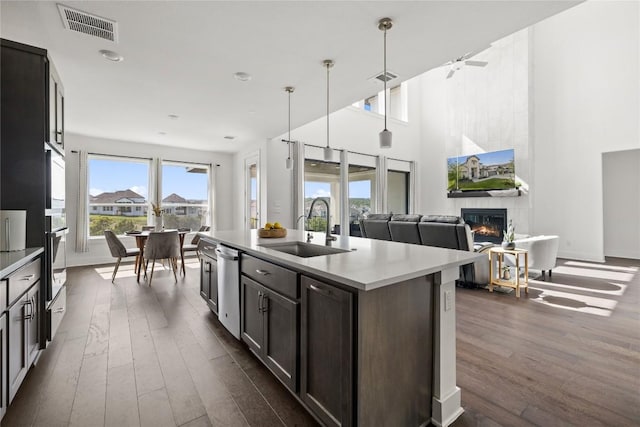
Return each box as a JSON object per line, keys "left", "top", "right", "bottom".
{"left": 442, "top": 60, "right": 454, "bottom": 67}
{"left": 460, "top": 52, "right": 474, "bottom": 61}
{"left": 465, "top": 60, "right": 488, "bottom": 67}
{"left": 446, "top": 69, "right": 455, "bottom": 79}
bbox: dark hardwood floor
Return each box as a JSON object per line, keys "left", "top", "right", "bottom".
{"left": 453, "top": 257, "right": 640, "bottom": 427}
{"left": 1, "top": 256, "right": 638, "bottom": 426}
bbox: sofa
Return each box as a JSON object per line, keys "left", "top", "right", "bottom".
{"left": 359, "top": 214, "right": 490, "bottom": 287}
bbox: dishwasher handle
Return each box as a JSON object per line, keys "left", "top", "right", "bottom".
{"left": 215, "top": 247, "right": 239, "bottom": 261}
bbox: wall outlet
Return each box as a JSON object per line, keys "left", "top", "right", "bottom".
{"left": 444, "top": 290, "right": 452, "bottom": 312}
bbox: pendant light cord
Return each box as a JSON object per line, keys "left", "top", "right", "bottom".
{"left": 383, "top": 25, "right": 388, "bottom": 130}
{"left": 288, "top": 89, "right": 292, "bottom": 159}
{"left": 326, "top": 62, "right": 330, "bottom": 149}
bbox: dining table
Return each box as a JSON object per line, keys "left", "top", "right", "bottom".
{"left": 125, "top": 229, "right": 189, "bottom": 282}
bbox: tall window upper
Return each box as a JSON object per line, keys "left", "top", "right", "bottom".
{"left": 353, "top": 82, "right": 408, "bottom": 122}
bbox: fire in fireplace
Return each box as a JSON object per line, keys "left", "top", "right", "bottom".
{"left": 461, "top": 208, "right": 507, "bottom": 243}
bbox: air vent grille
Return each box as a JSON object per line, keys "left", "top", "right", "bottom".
{"left": 57, "top": 4, "right": 118, "bottom": 42}
{"left": 372, "top": 70, "right": 398, "bottom": 83}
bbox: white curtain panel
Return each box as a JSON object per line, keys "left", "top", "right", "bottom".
{"left": 208, "top": 164, "right": 215, "bottom": 229}
{"left": 75, "top": 150, "right": 89, "bottom": 252}
{"left": 148, "top": 157, "right": 161, "bottom": 223}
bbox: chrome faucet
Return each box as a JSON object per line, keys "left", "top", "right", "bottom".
{"left": 308, "top": 197, "right": 337, "bottom": 245}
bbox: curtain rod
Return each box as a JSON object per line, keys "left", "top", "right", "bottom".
{"left": 71, "top": 150, "right": 220, "bottom": 166}
{"left": 303, "top": 143, "right": 379, "bottom": 159}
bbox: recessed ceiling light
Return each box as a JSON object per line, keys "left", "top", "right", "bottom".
{"left": 168, "top": 114, "right": 179, "bottom": 120}
{"left": 224, "top": 136, "right": 236, "bottom": 140}
{"left": 234, "top": 72, "right": 252, "bottom": 82}
{"left": 99, "top": 49, "right": 123, "bottom": 62}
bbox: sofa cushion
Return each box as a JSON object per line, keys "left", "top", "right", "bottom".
{"left": 418, "top": 222, "right": 460, "bottom": 249}
{"left": 420, "top": 215, "right": 463, "bottom": 224}
{"left": 389, "top": 220, "right": 421, "bottom": 244}
{"left": 390, "top": 214, "right": 422, "bottom": 222}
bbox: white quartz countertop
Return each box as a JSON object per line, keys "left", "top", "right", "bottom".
{"left": 199, "top": 229, "right": 484, "bottom": 291}
{"left": 0, "top": 247, "right": 44, "bottom": 278}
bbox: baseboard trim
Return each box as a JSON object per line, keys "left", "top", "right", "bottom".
{"left": 557, "top": 250, "right": 605, "bottom": 263}
{"left": 431, "top": 387, "right": 464, "bottom": 427}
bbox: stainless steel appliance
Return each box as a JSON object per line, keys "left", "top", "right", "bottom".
{"left": 216, "top": 245, "right": 240, "bottom": 339}
{"left": 45, "top": 142, "right": 66, "bottom": 342}
{"left": 45, "top": 143, "right": 65, "bottom": 229}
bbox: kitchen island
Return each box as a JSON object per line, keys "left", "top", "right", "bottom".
{"left": 199, "top": 229, "right": 483, "bottom": 427}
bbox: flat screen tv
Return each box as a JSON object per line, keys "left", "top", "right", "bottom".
{"left": 447, "top": 149, "right": 515, "bottom": 192}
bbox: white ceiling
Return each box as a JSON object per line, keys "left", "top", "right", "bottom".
{"left": 0, "top": 1, "right": 580, "bottom": 153}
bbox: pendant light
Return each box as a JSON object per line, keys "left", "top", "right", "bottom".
{"left": 323, "top": 59, "right": 334, "bottom": 161}
{"left": 378, "top": 18, "right": 393, "bottom": 149}
{"left": 284, "top": 86, "right": 295, "bottom": 169}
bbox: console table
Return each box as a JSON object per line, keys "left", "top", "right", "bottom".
{"left": 488, "top": 247, "right": 529, "bottom": 298}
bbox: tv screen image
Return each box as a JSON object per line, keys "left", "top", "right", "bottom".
{"left": 447, "top": 149, "right": 515, "bottom": 192}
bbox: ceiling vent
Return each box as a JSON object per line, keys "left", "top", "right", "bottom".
{"left": 57, "top": 4, "right": 118, "bottom": 42}
{"left": 370, "top": 70, "right": 398, "bottom": 83}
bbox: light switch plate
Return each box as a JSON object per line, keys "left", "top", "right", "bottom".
{"left": 444, "top": 290, "right": 452, "bottom": 311}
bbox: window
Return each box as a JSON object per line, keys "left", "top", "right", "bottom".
{"left": 353, "top": 83, "right": 408, "bottom": 122}
{"left": 161, "top": 161, "right": 210, "bottom": 230}
{"left": 387, "top": 170, "right": 409, "bottom": 214}
{"left": 348, "top": 154, "right": 377, "bottom": 236}
{"left": 304, "top": 158, "right": 341, "bottom": 233}
{"left": 88, "top": 156, "right": 150, "bottom": 236}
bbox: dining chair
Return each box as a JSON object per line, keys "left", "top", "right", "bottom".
{"left": 180, "top": 225, "right": 210, "bottom": 275}
{"left": 104, "top": 230, "right": 140, "bottom": 283}
{"left": 143, "top": 230, "right": 181, "bottom": 285}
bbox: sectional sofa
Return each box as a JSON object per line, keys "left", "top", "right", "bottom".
{"left": 359, "top": 214, "right": 560, "bottom": 285}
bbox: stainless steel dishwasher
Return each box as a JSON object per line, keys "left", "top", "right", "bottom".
{"left": 215, "top": 245, "right": 240, "bottom": 339}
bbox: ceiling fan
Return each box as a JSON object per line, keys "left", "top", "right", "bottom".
{"left": 444, "top": 52, "right": 488, "bottom": 79}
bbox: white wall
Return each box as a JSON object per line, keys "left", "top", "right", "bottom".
{"left": 417, "top": 30, "right": 532, "bottom": 234}
{"left": 65, "top": 132, "right": 234, "bottom": 267}
{"left": 603, "top": 149, "right": 640, "bottom": 259}
{"left": 531, "top": 0, "right": 639, "bottom": 261}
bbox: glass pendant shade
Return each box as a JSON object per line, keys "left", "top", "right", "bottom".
{"left": 379, "top": 128, "right": 392, "bottom": 149}
{"left": 285, "top": 157, "right": 292, "bottom": 169}
{"left": 323, "top": 146, "right": 333, "bottom": 161}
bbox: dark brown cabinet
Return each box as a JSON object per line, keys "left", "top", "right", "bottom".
{"left": 200, "top": 257, "right": 218, "bottom": 314}
{"left": 48, "top": 62, "right": 64, "bottom": 149}
{"left": 5, "top": 257, "right": 42, "bottom": 404}
{"left": 241, "top": 274, "right": 298, "bottom": 392}
{"left": 26, "top": 284, "right": 40, "bottom": 366}
{"left": 301, "top": 275, "right": 353, "bottom": 427}
{"left": 0, "top": 312, "right": 7, "bottom": 421}
{"left": 8, "top": 291, "right": 29, "bottom": 403}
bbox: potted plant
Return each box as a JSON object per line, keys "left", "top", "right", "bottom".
{"left": 501, "top": 265, "right": 511, "bottom": 280}
{"left": 501, "top": 219, "right": 516, "bottom": 249}
{"left": 151, "top": 202, "right": 163, "bottom": 231}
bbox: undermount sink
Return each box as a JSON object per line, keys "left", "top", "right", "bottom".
{"left": 259, "top": 241, "right": 350, "bottom": 258}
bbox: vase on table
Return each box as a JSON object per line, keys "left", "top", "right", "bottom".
{"left": 501, "top": 241, "right": 515, "bottom": 250}
{"left": 154, "top": 215, "right": 163, "bottom": 231}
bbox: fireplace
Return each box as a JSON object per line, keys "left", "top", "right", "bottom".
{"left": 461, "top": 208, "right": 507, "bottom": 243}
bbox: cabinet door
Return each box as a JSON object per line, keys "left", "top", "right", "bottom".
{"left": 240, "top": 276, "right": 265, "bottom": 356}
{"left": 263, "top": 289, "right": 298, "bottom": 392}
{"left": 208, "top": 258, "right": 218, "bottom": 314}
{"left": 55, "top": 84, "right": 64, "bottom": 147}
{"left": 301, "top": 276, "right": 353, "bottom": 427}
{"left": 27, "top": 284, "right": 40, "bottom": 365}
{"left": 200, "top": 260, "right": 211, "bottom": 301}
{"left": 8, "top": 296, "right": 28, "bottom": 403}
{"left": 0, "top": 313, "right": 7, "bottom": 421}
